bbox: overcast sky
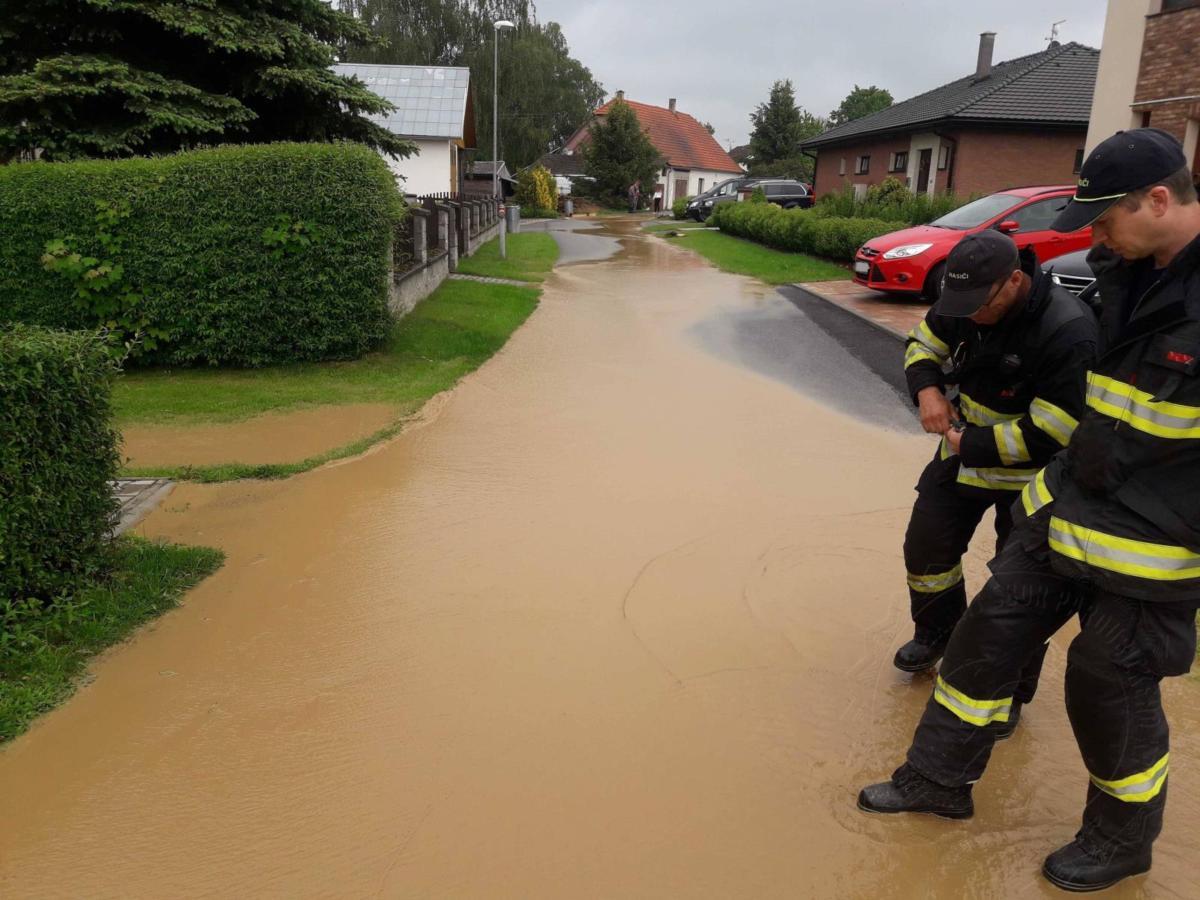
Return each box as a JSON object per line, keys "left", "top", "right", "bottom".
{"left": 533, "top": 0, "right": 1107, "bottom": 150}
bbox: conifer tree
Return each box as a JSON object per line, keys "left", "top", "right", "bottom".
{"left": 582, "top": 99, "right": 662, "bottom": 205}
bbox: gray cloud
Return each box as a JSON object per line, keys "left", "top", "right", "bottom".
{"left": 533, "top": 1, "right": 1106, "bottom": 150}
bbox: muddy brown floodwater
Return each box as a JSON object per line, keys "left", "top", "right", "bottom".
{"left": 3, "top": 220, "right": 1198, "bottom": 899}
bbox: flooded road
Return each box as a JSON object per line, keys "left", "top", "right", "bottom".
{"left": 3, "top": 220, "right": 1198, "bottom": 898}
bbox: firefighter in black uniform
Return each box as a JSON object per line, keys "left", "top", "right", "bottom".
{"left": 896, "top": 227, "right": 1098, "bottom": 733}
{"left": 859, "top": 129, "right": 1200, "bottom": 892}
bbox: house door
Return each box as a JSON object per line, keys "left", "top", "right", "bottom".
{"left": 916, "top": 149, "right": 933, "bottom": 193}
{"left": 674, "top": 178, "right": 689, "bottom": 204}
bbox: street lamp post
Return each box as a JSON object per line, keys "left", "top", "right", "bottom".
{"left": 494, "top": 19, "right": 514, "bottom": 259}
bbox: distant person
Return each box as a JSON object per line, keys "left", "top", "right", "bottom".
{"left": 894, "top": 228, "right": 1097, "bottom": 743}
{"left": 627, "top": 181, "right": 640, "bottom": 213}
{"left": 859, "top": 128, "right": 1200, "bottom": 893}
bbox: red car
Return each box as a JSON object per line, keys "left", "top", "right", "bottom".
{"left": 853, "top": 186, "right": 1093, "bottom": 300}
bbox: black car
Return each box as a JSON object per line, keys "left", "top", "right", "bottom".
{"left": 758, "top": 180, "right": 814, "bottom": 210}
{"left": 1042, "top": 249, "right": 1095, "bottom": 296}
{"left": 687, "top": 176, "right": 812, "bottom": 220}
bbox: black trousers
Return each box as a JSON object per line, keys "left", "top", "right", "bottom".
{"left": 906, "top": 527, "right": 1199, "bottom": 855}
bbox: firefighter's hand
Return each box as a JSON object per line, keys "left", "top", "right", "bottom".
{"left": 916, "top": 387, "right": 954, "bottom": 435}
{"left": 944, "top": 425, "right": 964, "bottom": 454}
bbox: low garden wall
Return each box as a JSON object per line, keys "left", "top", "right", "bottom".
{"left": 389, "top": 196, "right": 501, "bottom": 314}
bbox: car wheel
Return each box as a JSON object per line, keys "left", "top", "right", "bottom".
{"left": 923, "top": 261, "right": 946, "bottom": 302}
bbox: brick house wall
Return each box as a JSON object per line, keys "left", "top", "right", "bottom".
{"left": 812, "top": 135, "right": 914, "bottom": 199}
{"left": 949, "top": 129, "right": 1086, "bottom": 196}
{"left": 1134, "top": 3, "right": 1200, "bottom": 178}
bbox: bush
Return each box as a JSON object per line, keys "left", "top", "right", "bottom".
{"left": 1, "top": 325, "right": 120, "bottom": 604}
{"left": 514, "top": 165, "right": 557, "bottom": 215}
{"left": 672, "top": 196, "right": 692, "bottom": 220}
{"left": 516, "top": 206, "right": 558, "bottom": 220}
{"left": 0, "top": 143, "right": 405, "bottom": 367}
{"left": 749, "top": 186, "right": 767, "bottom": 203}
{"left": 813, "top": 182, "right": 970, "bottom": 225}
{"left": 711, "top": 202, "right": 895, "bottom": 261}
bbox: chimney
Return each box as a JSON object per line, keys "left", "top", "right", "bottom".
{"left": 669, "top": 98, "right": 677, "bottom": 113}
{"left": 616, "top": 89, "right": 625, "bottom": 101}
{"left": 975, "top": 32, "right": 996, "bottom": 80}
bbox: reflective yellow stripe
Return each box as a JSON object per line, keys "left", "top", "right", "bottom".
{"left": 905, "top": 343, "right": 942, "bottom": 369}
{"left": 913, "top": 320, "right": 950, "bottom": 356}
{"left": 907, "top": 563, "right": 963, "bottom": 594}
{"left": 1029, "top": 397, "right": 1078, "bottom": 446}
{"left": 1049, "top": 517, "right": 1200, "bottom": 581}
{"left": 1086, "top": 372, "right": 1200, "bottom": 439}
{"left": 957, "top": 464, "right": 1038, "bottom": 491}
{"left": 1091, "top": 753, "right": 1169, "bottom": 803}
{"left": 993, "top": 420, "right": 1031, "bottom": 465}
{"left": 959, "top": 393, "right": 1021, "bottom": 427}
{"left": 939, "top": 435, "right": 952, "bottom": 460}
{"left": 1020, "top": 468, "right": 1053, "bottom": 517}
{"left": 933, "top": 675, "right": 1012, "bottom": 727}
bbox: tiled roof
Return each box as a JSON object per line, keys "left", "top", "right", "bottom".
{"left": 589, "top": 99, "right": 742, "bottom": 173}
{"left": 802, "top": 42, "right": 1098, "bottom": 148}
{"left": 538, "top": 152, "right": 587, "bottom": 176}
{"left": 332, "top": 63, "right": 470, "bottom": 140}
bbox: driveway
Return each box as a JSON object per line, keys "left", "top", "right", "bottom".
{"left": 2, "top": 220, "right": 1197, "bottom": 898}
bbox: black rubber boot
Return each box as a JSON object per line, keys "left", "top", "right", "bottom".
{"left": 993, "top": 701, "right": 1022, "bottom": 741}
{"left": 893, "top": 637, "right": 947, "bottom": 673}
{"left": 1042, "top": 836, "right": 1151, "bottom": 892}
{"left": 857, "top": 763, "right": 974, "bottom": 820}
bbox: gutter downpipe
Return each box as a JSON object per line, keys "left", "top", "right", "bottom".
{"left": 934, "top": 130, "right": 958, "bottom": 194}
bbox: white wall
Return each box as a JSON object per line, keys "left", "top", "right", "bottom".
{"left": 1086, "top": 0, "right": 1156, "bottom": 153}
{"left": 383, "top": 139, "right": 453, "bottom": 196}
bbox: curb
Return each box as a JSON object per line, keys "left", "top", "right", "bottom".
{"left": 787, "top": 283, "right": 909, "bottom": 343}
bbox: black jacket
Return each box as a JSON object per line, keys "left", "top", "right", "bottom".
{"left": 1021, "top": 234, "right": 1200, "bottom": 601}
{"left": 904, "top": 250, "right": 1098, "bottom": 496}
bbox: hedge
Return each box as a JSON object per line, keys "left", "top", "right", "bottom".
{"left": 0, "top": 143, "right": 406, "bottom": 367}
{"left": 1, "top": 325, "right": 120, "bottom": 603}
{"left": 711, "top": 202, "right": 896, "bottom": 261}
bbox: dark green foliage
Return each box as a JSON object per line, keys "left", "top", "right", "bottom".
{"left": 814, "top": 183, "right": 971, "bottom": 224}
{"left": 749, "top": 187, "right": 767, "bottom": 204}
{"left": 828, "top": 85, "right": 894, "bottom": 127}
{"left": 1, "top": 325, "right": 119, "bottom": 604}
{"left": 0, "top": 0, "right": 413, "bottom": 161}
{"left": 583, "top": 99, "right": 662, "bottom": 206}
{"left": 747, "top": 81, "right": 825, "bottom": 182}
{"left": 342, "top": 0, "right": 604, "bottom": 169}
{"left": 0, "top": 143, "right": 406, "bottom": 366}
{"left": 672, "top": 196, "right": 692, "bottom": 220}
{"left": 712, "top": 202, "right": 896, "bottom": 261}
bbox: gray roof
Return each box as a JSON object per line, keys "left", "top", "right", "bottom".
{"left": 538, "top": 152, "right": 587, "bottom": 177}
{"left": 802, "top": 42, "right": 1098, "bottom": 149}
{"left": 332, "top": 63, "right": 471, "bottom": 140}
{"left": 470, "top": 161, "right": 513, "bottom": 181}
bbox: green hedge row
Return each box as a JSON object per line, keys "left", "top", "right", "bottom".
{"left": 711, "top": 202, "right": 896, "bottom": 261}
{"left": 0, "top": 143, "right": 406, "bottom": 367}
{"left": 1, "top": 325, "right": 119, "bottom": 603}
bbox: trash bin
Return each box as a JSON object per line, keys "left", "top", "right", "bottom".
{"left": 563, "top": 198, "right": 574, "bottom": 217}
{"left": 505, "top": 204, "right": 521, "bottom": 234}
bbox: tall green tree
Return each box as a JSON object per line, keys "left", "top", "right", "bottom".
{"left": 342, "top": 0, "right": 603, "bottom": 169}
{"left": 829, "top": 84, "right": 893, "bottom": 127}
{"left": 747, "top": 81, "right": 826, "bottom": 182}
{"left": 0, "top": 0, "right": 413, "bottom": 162}
{"left": 582, "top": 99, "right": 662, "bottom": 205}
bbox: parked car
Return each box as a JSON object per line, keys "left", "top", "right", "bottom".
{"left": 758, "top": 180, "right": 814, "bottom": 210}
{"left": 687, "top": 176, "right": 813, "bottom": 220}
{"left": 1042, "top": 248, "right": 1096, "bottom": 296}
{"left": 688, "top": 176, "right": 752, "bottom": 220}
{"left": 853, "top": 186, "right": 1093, "bottom": 300}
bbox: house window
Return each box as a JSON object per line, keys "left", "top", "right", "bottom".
{"left": 1162, "top": 0, "right": 1200, "bottom": 11}
{"left": 937, "top": 145, "right": 951, "bottom": 170}
{"left": 855, "top": 155, "right": 870, "bottom": 175}
{"left": 839, "top": 157, "right": 846, "bottom": 176}
{"left": 1073, "top": 148, "right": 1084, "bottom": 174}
{"left": 890, "top": 151, "right": 908, "bottom": 173}
{"left": 1142, "top": 111, "right": 1153, "bottom": 128}
{"left": 698, "top": 178, "right": 705, "bottom": 193}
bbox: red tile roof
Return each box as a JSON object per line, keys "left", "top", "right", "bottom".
{"left": 582, "top": 99, "right": 742, "bottom": 174}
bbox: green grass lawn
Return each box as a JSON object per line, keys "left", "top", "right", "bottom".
{"left": 664, "top": 229, "right": 850, "bottom": 285}
{"left": 453, "top": 232, "right": 558, "bottom": 282}
{"left": 116, "top": 278, "right": 541, "bottom": 481}
{"left": 0, "top": 537, "right": 224, "bottom": 743}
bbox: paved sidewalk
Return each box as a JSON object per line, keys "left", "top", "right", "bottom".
{"left": 793, "top": 280, "right": 927, "bottom": 342}
{"left": 111, "top": 479, "right": 174, "bottom": 535}
{"left": 447, "top": 273, "right": 532, "bottom": 288}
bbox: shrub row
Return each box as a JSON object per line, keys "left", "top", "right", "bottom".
{"left": 711, "top": 202, "right": 896, "bottom": 261}
{"left": 1, "top": 325, "right": 120, "bottom": 603}
{"left": 0, "top": 143, "right": 406, "bottom": 367}
{"left": 812, "top": 178, "right": 971, "bottom": 224}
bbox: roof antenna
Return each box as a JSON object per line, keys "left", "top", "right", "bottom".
{"left": 1047, "top": 19, "right": 1065, "bottom": 46}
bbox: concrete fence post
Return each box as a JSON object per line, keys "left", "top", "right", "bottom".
{"left": 410, "top": 209, "right": 428, "bottom": 267}
{"left": 441, "top": 203, "right": 458, "bottom": 270}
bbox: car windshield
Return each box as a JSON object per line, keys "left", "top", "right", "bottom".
{"left": 930, "top": 193, "right": 1022, "bottom": 230}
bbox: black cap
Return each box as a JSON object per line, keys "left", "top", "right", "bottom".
{"left": 1050, "top": 128, "right": 1188, "bottom": 233}
{"left": 935, "top": 229, "right": 1020, "bottom": 317}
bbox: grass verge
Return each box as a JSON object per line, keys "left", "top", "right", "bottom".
{"left": 116, "top": 278, "right": 542, "bottom": 480}
{"left": 0, "top": 537, "right": 224, "bottom": 743}
{"left": 452, "top": 232, "right": 558, "bottom": 282}
{"left": 663, "top": 229, "right": 850, "bottom": 284}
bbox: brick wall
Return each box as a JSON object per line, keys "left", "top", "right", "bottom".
{"left": 1135, "top": 4, "right": 1200, "bottom": 176}
{"left": 812, "top": 135, "right": 913, "bottom": 199}
{"left": 949, "top": 128, "right": 1086, "bottom": 196}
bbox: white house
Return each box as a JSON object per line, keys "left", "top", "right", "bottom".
{"left": 332, "top": 63, "right": 476, "bottom": 196}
